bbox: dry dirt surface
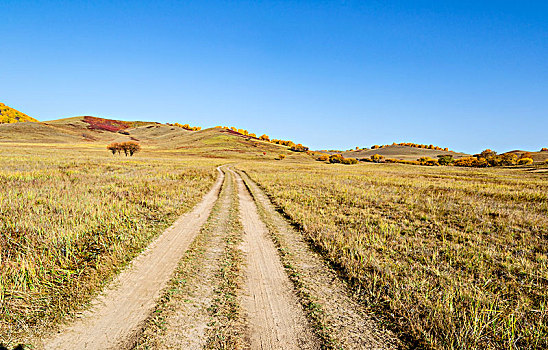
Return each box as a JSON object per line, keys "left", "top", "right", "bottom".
{"left": 239, "top": 170, "right": 401, "bottom": 349}
{"left": 40, "top": 167, "right": 225, "bottom": 350}
{"left": 233, "top": 170, "right": 319, "bottom": 350}
{"left": 136, "top": 168, "right": 236, "bottom": 349}
{"left": 37, "top": 165, "right": 400, "bottom": 350}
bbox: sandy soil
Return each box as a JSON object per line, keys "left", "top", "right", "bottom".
{"left": 233, "top": 170, "right": 319, "bottom": 350}
{"left": 41, "top": 167, "right": 225, "bottom": 350}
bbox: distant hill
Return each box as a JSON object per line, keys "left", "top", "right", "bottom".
{"left": 0, "top": 103, "right": 39, "bottom": 123}
{"left": 331, "top": 145, "right": 470, "bottom": 161}
{"left": 503, "top": 150, "right": 548, "bottom": 163}
{"left": 0, "top": 115, "right": 296, "bottom": 159}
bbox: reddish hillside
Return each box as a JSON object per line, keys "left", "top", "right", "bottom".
{"left": 83, "top": 116, "right": 131, "bottom": 132}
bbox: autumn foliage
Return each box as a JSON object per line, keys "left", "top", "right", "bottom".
{"left": 290, "top": 143, "right": 309, "bottom": 152}
{"left": 84, "top": 116, "right": 131, "bottom": 132}
{"left": 167, "top": 123, "right": 201, "bottom": 131}
{"left": 368, "top": 142, "right": 451, "bottom": 152}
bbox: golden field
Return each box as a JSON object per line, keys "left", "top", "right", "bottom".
{"left": 0, "top": 144, "right": 220, "bottom": 340}
{"left": 240, "top": 161, "right": 548, "bottom": 349}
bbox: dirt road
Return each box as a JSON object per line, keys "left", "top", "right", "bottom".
{"left": 234, "top": 170, "right": 319, "bottom": 349}
{"left": 42, "top": 167, "right": 225, "bottom": 349}
{"left": 42, "top": 166, "right": 398, "bottom": 350}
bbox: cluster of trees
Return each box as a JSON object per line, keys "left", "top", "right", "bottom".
{"left": 168, "top": 123, "right": 201, "bottom": 131}
{"left": 383, "top": 150, "right": 536, "bottom": 167}
{"left": 107, "top": 141, "right": 141, "bottom": 156}
{"left": 453, "top": 151, "right": 533, "bottom": 167}
{"left": 317, "top": 154, "right": 358, "bottom": 165}
{"left": 369, "top": 143, "right": 450, "bottom": 151}
{"left": 290, "top": 143, "right": 309, "bottom": 152}
{"left": 541, "top": 148, "right": 548, "bottom": 152}
{"left": 214, "top": 126, "right": 258, "bottom": 138}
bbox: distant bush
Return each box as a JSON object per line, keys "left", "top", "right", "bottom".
{"left": 317, "top": 154, "right": 329, "bottom": 162}
{"left": 341, "top": 157, "right": 358, "bottom": 165}
{"left": 371, "top": 154, "right": 385, "bottom": 163}
{"left": 454, "top": 157, "right": 480, "bottom": 167}
{"left": 437, "top": 155, "right": 454, "bottom": 166}
{"left": 277, "top": 154, "right": 286, "bottom": 160}
{"left": 329, "top": 154, "right": 343, "bottom": 163}
{"left": 418, "top": 157, "right": 439, "bottom": 166}
{"left": 168, "top": 123, "right": 201, "bottom": 131}
{"left": 327, "top": 154, "right": 357, "bottom": 165}
{"left": 260, "top": 134, "right": 270, "bottom": 141}
{"left": 518, "top": 158, "right": 534, "bottom": 165}
{"left": 541, "top": 148, "right": 548, "bottom": 152}
{"left": 290, "top": 144, "right": 309, "bottom": 152}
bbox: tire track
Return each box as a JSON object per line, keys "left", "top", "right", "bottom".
{"left": 239, "top": 170, "right": 402, "bottom": 350}
{"left": 233, "top": 170, "right": 319, "bottom": 350}
{"left": 42, "top": 166, "right": 226, "bottom": 350}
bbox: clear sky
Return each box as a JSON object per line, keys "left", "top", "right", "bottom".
{"left": 1, "top": 1, "right": 547, "bottom": 153}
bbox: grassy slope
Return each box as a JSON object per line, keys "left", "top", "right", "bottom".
{"left": 241, "top": 161, "right": 548, "bottom": 350}
{"left": 0, "top": 116, "right": 297, "bottom": 160}
{"left": 0, "top": 145, "right": 221, "bottom": 344}
{"left": 0, "top": 103, "right": 39, "bottom": 124}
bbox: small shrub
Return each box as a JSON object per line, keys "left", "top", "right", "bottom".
{"left": 329, "top": 154, "right": 343, "bottom": 163}
{"left": 437, "top": 155, "right": 454, "bottom": 166}
{"left": 278, "top": 154, "right": 286, "bottom": 160}
{"left": 290, "top": 144, "right": 309, "bottom": 152}
{"left": 454, "top": 157, "right": 479, "bottom": 167}
{"left": 341, "top": 157, "right": 358, "bottom": 165}
{"left": 317, "top": 154, "right": 329, "bottom": 162}
{"left": 371, "top": 154, "right": 384, "bottom": 163}
{"left": 518, "top": 158, "right": 534, "bottom": 165}
{"left": 418, "top": 157, "right": 439, "bottom": 166}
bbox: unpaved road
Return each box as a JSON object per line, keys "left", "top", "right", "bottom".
{"left": 234, "top": 169, "right": 318, "bottom": 349}
{"left": 41, "top": 166, "right": 399, "bottom": 350}
{"left": 42, "top": 167, "right": 225, "bottom": 349}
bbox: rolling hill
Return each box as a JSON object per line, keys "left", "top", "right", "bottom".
{"left": 331, "top": 145, "right": 470, "bottom": 161}
{"left": 0, "top": 115, "right": 295, "bottom": 159}
{"left": 0, "top": 103, "right": 39, "bottom": 123}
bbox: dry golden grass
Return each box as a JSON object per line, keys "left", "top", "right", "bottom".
{"left": 240, "top": 161, "right": 548, "bottom": 349}
{"left": 0, "top": 144, "right": 221, "bottom": 342}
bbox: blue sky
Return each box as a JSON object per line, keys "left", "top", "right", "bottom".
{"left": 1, "top": 1, "right": 547, "bottom": 153}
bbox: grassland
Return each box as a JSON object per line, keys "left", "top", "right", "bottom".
{"left": 0, "top": 143, "right": 220, "bottom": 342}
{"left": 240, "top": 161, "right": 548, "bottom": 349}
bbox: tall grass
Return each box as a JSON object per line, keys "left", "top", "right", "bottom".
{"left": 242, "top": 162, "right": 548, "bottom": 349}
{"left": 0, "top": 145, "right": 219, "bottom": 342}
